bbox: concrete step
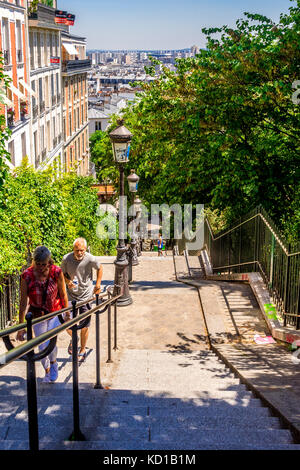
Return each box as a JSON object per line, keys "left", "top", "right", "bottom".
{"left": 2, "top": 407, "right": 281, "bottom": 430}
{"left": 1, "top": 439, "right": 299, "bottom": 451}
{"left": 2, "top": 423, "right": 293, "bottom": 447}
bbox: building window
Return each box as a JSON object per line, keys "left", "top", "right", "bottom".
{"left": 39, "top": 77, "right": 44, "bottom": 113}
{"left": 34, "top": 131, "right": 38, "bottom": 167}
{"left": 47, "top": 121, "right": 50, "bottom": 151}
{"left": 44, "top": 32, "right": 48, "bottom": 66}
{"left": 16, "top": 20, "right": 22, "bottom": 63}
{"left": 40, "top": 125, "right": 44, "bottom": 154}
{"left": 2, "top": 18, "right": 10, "bottom": 65}
{"left": 56, "top": 73, "right": 60, "bottom": 98}
{"left": 49, "top": 33, "right": 53, "bottom": 58}
{"left": 51, "top": 74, "right": 54, "bottom": 98}
{"left": 21, "top": 132, "right": 26, "bottom": 159}
{"left": 45, "top": 76, "right": 49, "bottom": 108}
{"left": 53, "top": 117, "right": 56, "bottom": 146}
{"left": 37, "top": 32, "right": 41, "bottom": 68}
{"left": 29, "top": 32, "right": 34, "bottom": 69}
{"left": 8, "top": 141, "right": 15, "bottom": 166}
{"left": 31, "top": 80, "right": 36, "bottom": 114}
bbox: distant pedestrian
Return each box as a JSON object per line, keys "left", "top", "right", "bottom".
{"left": 61, "top": 238, "right": 103, "bottom": 362}
{"left": 157, "top": 235, "right": 164, "bottom": 257}
{"left": 17, "top": 246, "right": 69, "bottom": 383}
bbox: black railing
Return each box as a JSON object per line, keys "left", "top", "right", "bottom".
{"left": 62, "top": 59, "right": 91, "bottom": 74}
{"left": 0, "top": 274, "right": 20, "bottom": 330}
{"left": 0, "top": 288, "right": 121, "bottom": 450}
{"left": 204, "top": 206, "right": 300, "bottom": 329}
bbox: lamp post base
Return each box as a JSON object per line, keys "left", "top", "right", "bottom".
{"left": 131, "top": 239, "right": 139, "bottom": 266}
{"left": 113, "top": 245, "right": 133, "bottom": 306}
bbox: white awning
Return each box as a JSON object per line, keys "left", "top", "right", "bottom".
{"left": 62, "top": 42, "right": 78, "bottom": 55}
{"left": 19, "top": 79, "right": 37, "bottom": 98}
{"left": 9, "top": 83, "right": 27, "bottom": 100}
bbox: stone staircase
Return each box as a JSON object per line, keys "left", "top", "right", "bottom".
{"left": 0, "top": 349, "right": 299, "bottom": 450}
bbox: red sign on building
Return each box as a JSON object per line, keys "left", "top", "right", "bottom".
{"left": 55, "top": 10, "right": 67, "bottom": 24}
{"left": 66, "top": 14, "right": 75, "bottom": 26}
{"left": 50, "top": 56, "right": 60, "bottom": 64}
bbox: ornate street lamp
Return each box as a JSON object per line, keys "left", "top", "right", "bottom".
{"left": 109, "top": 121, "right": 132, "bottom": 306}
{"left": 134, "top": 196, "right": 142, "bottom": 256}
{"left": 127, "top": 170, "right": 140, "bottom": 282}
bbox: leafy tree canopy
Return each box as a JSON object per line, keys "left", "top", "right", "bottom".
{"left": 90, "top": 0, "right": 300, "bottom": 241}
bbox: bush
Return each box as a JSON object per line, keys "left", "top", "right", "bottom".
{"left": 0, "top": 160, "right": 117, "bottom": 277}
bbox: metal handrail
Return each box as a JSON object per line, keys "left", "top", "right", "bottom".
{"left": 0, "top": 290, "right": 122, "bottom": 450}
{"left": 0, "top": 294, "right": 117, "bottom": 367}
{"left": 205, "top": 207, "right": 299, "bottom": 257}
{"left": 204, "top": 206, "right": 300, "bottom": 329}
{"left": 0, "top": 294, "right": 107, "bottom": 339}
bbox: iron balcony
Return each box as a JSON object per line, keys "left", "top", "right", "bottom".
{"left": 62, "top": 59, "right": 91, "bottom": 76}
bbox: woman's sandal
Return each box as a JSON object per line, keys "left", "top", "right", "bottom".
{"left": 78, "top": 351, "right": 87, "bottom": 362}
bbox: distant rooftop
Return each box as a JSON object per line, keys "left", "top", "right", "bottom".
{"left": 88, "top": 108, "right": 109, "bottom": 119}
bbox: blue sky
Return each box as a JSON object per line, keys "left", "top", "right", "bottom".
{"left": 61, "top": 0, "right": 294, "bottom": 50}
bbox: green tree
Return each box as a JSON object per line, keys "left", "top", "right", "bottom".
{"left": 0, "top": 161, "right": 117, "bottom": 277}
{"left": 90, "top": 1, "right": 300, "bottom": 240}
{"left": 0, "top": 52, "right": 12, "bottom": 193}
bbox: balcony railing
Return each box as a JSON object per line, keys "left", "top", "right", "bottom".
{"left": 28, "top": 3, "right": 68, "bottom": 32}
{"left": 39, "top": 101, "right": 45, "bottom": 114}
{"left": 62, "top": 59, "right": 91, "bottom": 75}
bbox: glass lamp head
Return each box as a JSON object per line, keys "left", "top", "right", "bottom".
{"left": 109, "top": 123, "right": 132, "bottom": 163}
{"left": 127, "top": 169, "right": 139, "bottom": 192}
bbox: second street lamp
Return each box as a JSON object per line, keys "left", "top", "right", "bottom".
{"left": 109, "top": 121, "right": 132, "bottom": 306}
{"left": 134, "top": 196, "right": 142, "bottom": 256}
{"left": 127, "top": 170, "right": 140, "bottom": 283}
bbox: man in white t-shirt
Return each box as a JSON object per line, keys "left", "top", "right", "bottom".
{"left": 61, "top": 238, "right": 103, "bottom": 361}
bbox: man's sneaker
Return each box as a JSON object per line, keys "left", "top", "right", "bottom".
{"left": 49, "top": 362, "right": 58, "bottom": 382}
{"left": 42, "top": 372, "right": 51, "bottom": 383}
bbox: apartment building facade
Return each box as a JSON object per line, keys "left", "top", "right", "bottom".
{"left": 28, "top": 2, "right": 65, "bottom": 170}
{"left": 0, "top": 0, "right": 30, "bottom": 167}
{"left": 61, "top": 31, "right": 90, "bottom": 175}
{"left": 1, "top": 1, "right": 91, "bottom": 175}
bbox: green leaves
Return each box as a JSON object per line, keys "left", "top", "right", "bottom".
{"left": 0, "top": 162, "right": 117, "bottom": 277}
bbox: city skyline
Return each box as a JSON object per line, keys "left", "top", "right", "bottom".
{"left": 64, "top": 0, "right": 293, "bottom": 50}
